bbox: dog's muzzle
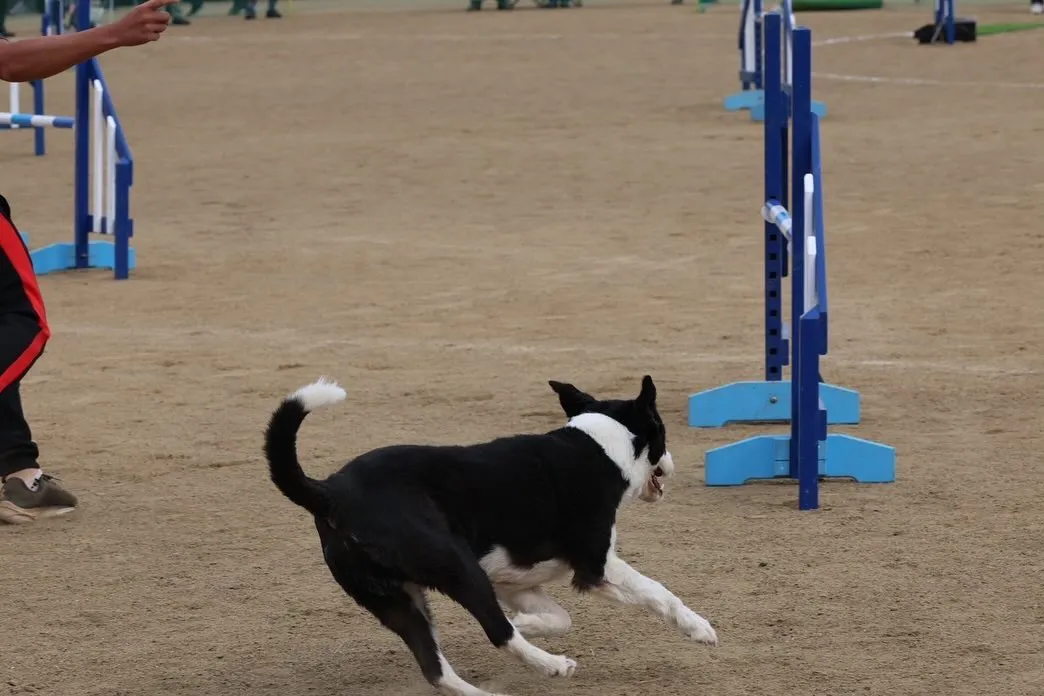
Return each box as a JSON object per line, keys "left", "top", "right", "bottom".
{"left": 639, "top": 451, "right": 674, "bottom": 503}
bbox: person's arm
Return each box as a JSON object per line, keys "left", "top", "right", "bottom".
{"left": 0, "top": 0, "right": 177, "bottom": 84}
{"left": 0, "top": 28, "right": 120, "bottom": 83}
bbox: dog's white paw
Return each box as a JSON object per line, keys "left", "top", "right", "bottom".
{"left": 507, "top": 633, "right": 577, "bottom": 677}
{"left": 541, "top": 654, "right": 577, "bottom": 677}
{"left": 678, "top": 609, "right": 718, "bottom": 645}
{"left": 525, "top": 651, "right": 577, "bottom": 677}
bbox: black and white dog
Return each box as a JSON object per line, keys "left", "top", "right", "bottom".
{"left": 264, "top": 375, "right": 717, "bottom": 696}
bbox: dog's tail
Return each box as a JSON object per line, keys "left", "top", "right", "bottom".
{"left": 264, "top": 377, "right": 347, "bottom": 517}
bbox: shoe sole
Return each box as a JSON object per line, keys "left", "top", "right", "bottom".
{"left": 0, "top": 500, "right": 76, "bottom": 525}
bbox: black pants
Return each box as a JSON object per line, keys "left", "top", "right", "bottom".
{"left": 0, "top": 195, "right": 50, "bottom": 479}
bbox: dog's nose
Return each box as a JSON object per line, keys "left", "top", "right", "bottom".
{"left": 653, "top": 466, "right": 664, "bottom": 477}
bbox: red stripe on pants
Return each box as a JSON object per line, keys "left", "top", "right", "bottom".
{"left": 0, "top": 216, "right": 50, "bottom": 394}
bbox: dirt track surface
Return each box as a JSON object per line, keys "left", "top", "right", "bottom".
{"left": 2, "top": 2, "right": 1043, "bottom": 695}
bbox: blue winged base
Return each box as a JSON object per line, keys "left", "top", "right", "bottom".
{"left": 752, "top": 99, "right": 828, "bottom": 122}
{"left": 705, "top": 433, "right": 896, "bottom": 487}
{"left": 21, "top": 232, "right": 136, "bottom": 277}
{"left": 724, "top": 88, "right": 764, "bottom": 113}
{"left": 688, "top": 380, "right": 860, "bottom": 428}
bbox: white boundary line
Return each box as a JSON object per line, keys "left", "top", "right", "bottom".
{"left": 166, "top": 27, "right": 1044, "bottom": 90}
{"left": 810, "top": 30, "right": 1044, "bottom": 90}
{"left": 168, "top": 31, "right": 736, "bottom": 43}
{"left": 39, "top": 324, "right": 1042, "bottom": 377}
{"left": 813, "top": 71, "right": 1044, "bottom": 90}
{"left": 813, "top": 31, "right": 912, "bottom": 46}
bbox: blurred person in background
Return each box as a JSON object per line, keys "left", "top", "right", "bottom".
{"left": 230, "top": 0, "right": 281, "bottom": 19}
{"left": 0, "top": 0, "right": 12, "bottom": 38}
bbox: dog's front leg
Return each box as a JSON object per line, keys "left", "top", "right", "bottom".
{"left": 591, "top": 555, "right": 718, "bottom": 645}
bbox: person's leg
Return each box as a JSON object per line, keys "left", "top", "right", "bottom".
{"left": 187, "top": 0, "right": 205, "bottom": 17}
{"left": 266, "top": 0, "right": 281, "bottom": 18}
{"left": 0, "top": 382, "right": 39, "bottom": 481}
{"left": 0, "top": 197, "right": 76, "bottom": 525}
{"left": 244, "top": 0, "right": 257, "bottom": 19}
{"left": 0, "top": 0, "right": 13, "bottom": 38}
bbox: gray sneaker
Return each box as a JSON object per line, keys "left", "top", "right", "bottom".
{"left": 0, "top": 475, "right": 78, "bottom": 525}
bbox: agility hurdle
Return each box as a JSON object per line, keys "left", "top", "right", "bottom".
{"left": 1, "top": 0, "right": 136, "bottom": 280}
{"left": 691, "top": 11, "right": 895, "bottom": 510}
{"left": 724, "top": 0, "right": 827, "bottom": 122}
{"left": 0, "top": 1, "right": 66, "bottom": 156}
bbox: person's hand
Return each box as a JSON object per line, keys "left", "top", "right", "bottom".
{"left": 106, "top": 0, "right": 178, "bottom": 47}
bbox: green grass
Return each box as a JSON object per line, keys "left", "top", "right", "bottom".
{"left": 978, "top": 22, "right": 1044, "bottom": 35}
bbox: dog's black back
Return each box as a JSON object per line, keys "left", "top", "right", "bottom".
{"left": 320, "top": 430, "right": 628, "bottom": 587}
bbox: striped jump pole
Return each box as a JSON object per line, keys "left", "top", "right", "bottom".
{"left": 691, "top": 12, "right": 895, "bottom": 510}
{"left": 0, "top": 112, "right": 75, "bottom": 129}
{"left": 1, "top": 82, "right": 48, "bottom": 155}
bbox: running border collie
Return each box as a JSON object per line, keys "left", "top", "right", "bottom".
{"left": 264, "top": 375, "right": 718, "bottom": 696}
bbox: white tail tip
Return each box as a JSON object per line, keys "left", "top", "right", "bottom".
{"left": 291, "top": 377, "right": 347, "bottom": 412}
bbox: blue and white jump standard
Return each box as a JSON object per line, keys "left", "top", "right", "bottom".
{"left": 2, "top": 0, "right": 136, "bottom": 280}
{"left": 693, "top": 13, "right": 895, "bottom": 510}
{"left": 723, "top": 0, "right": 827, "bottom": 122}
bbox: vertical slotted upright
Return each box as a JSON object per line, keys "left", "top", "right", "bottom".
{"left": 789, "top": 27, "right": 819, "bottom": 511}
{"left": 763, "top": 12, "right": 788, "bottom": 383}
{"left": 73, "top": 0, "right": 91, "bottom": 268}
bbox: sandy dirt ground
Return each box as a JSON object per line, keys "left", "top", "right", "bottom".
{"left": 2, "top": 1, "right": 1043, "bottom": 695}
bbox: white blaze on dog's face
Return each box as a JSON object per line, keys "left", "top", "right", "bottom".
{"left": 549, "top": 375, "right": 674, "bottom": 504}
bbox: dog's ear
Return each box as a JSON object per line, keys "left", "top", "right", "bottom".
{"left": 636, "top": 375, "right": 657, "bottom": 407}
{"left": 549, "top": 380, "right": 597, "bottom": 418}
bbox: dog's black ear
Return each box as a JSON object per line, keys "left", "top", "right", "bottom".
{"left": 637, "top": 375, "right": 657, "bottom": 406}
{"left": 549, "top": 380, "right": 596, "bottom": 418}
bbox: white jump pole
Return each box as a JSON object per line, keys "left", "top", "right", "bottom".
{"left": 802, "top": 173, "right": 816, "bottom": 314}
{"left": 92, "top": 80, "right": 104, "bottom": 233}
{"left": 8, "top": 83, "right": 20, "bottom": 129}
{"left": 105, "top": 115, "right": 116, "bottom": 234}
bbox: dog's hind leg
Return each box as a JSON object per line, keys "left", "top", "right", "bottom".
{"left": 496, "top": 587, "right": 572, "bottom": 638}
{"left": 355, "top": 582, "right": 509, "bottom": 696}
{"left": 429, "top": 544, "right": 577, "bottom": 678}
{"left": 318, "top": 524, "right": 507, "bottom": 696}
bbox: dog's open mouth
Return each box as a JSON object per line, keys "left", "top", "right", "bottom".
{"left": 641, "top": 465, "right": 666, "bottom": 501}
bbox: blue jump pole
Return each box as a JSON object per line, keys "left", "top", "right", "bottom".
{"left": 74, "top": 0, "right": 91, "bottom": 270}
{"left": 789, "top": 27, "right": 817, "bottom": 511}
{"left": 763, "top": 10, "right": 786, "bottom": 386}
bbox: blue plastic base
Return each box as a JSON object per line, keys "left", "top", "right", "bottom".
{"left": 724, "top": 89, "right": 764, "bottom": 112}
{"left": 21, "top": 232, "right": 136, "bottom": 277}
{"left": 688, "top": 380, "right": 860, "bottom": 427}
{"left": 705, "top": 433, "right": 896, "bottom": 486}
{"left": 751, "top": 99, "right": 828, "bottom": 122}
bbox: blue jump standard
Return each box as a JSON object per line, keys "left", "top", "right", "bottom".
{"left": 697, "top": 14, "right": 894, "bottom": 508}
{"left": 688, "top": 379, "right": 859, "bottom": 427}
{"left": 19, "top": 231, "right": 137, "bottom": 277}
{"left": 704, "top": 433, "right": 897, "bottom": 486}
{"left": 726, "top": 90, "right": 828, "bottom": 122}
{"left": 724, "top": 88, "right": 765, "bottom": 113}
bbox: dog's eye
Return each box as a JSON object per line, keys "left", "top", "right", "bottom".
{"left": 653, "top": 466, "right": 664, "bottom": 477}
